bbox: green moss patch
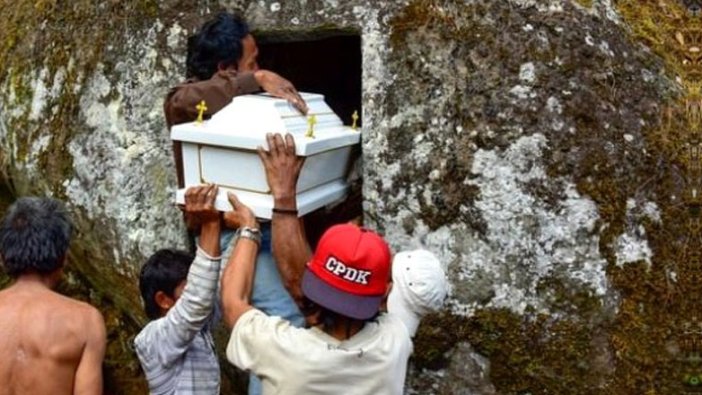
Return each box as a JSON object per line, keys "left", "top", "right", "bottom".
{"left": 388, "top": 0, "right": 692, "bottom": 393}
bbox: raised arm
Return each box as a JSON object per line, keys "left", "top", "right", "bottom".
{"left": 258, "top": 133, "right": 311, "bottom": 306}
{"left": 221, "top": 193, "right": 260, "bottom": 329}
{"left": 134, "top": 185, "right": 222, "bottom": 366}
{"left": 73, "top": 307, "right": 106, "bottom": 395}
{"left": 163, "top": 184, "right": 221, "bottom": 339}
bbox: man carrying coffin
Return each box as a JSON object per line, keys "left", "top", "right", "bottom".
{"left": 164, "top": 10, "right": 306, "bottom": 318}
{"left": 162, "top": 12, "right": 307, "bottom": 395}
{"left": 218, "top": 134, "right": 448, "bottom": 394}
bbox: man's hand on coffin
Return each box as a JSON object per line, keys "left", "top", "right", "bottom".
{"left": 254, "top": 70, "right": 309, "bottom": 115}
{"left": 183, "top": 184, "right": 220, "bottom": 225}
{"left": 184, "top": 184, "right": 221, "bottom": 257}
{"left": 225, "top": 192, "right": 258, "bottom": 230}
{"left": 222, "top": 211, "right": 241, "bottom": 230}
{"left": 223, "top": 192, "right": 257, "bottom": 229}
{"left": 258, "top": 133, "right": 306, "bottom": 205}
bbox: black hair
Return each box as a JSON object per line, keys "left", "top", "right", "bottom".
{"left": 0, "top": 197, "right": 73, "bottom": 277}
{"left": 301, "top": 297, "right": 379, "bottom": 339}
{"left": 139, "top": 249, "right": 194, "bottom": 320}
{"left": 186, "top": 12, "right": 250, "bottom": 80}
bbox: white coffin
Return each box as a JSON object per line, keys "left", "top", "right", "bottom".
{"left": 171, "top": 92, "right": 360, "bottom": 219}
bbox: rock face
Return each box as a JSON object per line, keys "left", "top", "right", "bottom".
{"left": 1, "top": 0, "right": 696, "bottom": 393}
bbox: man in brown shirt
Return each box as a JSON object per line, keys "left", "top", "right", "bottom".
{"left": 0, "top": 197, "right": 106, "bottom": 395}
{"left": 165, "top": 12, "right": 308, "bottom": 187}
{"left": 163, "top": 13, "right": 309, "bottom": 395}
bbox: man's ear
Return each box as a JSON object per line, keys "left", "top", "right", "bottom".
{"left": 155, "top": 291, "right": 175, "bottom": 311}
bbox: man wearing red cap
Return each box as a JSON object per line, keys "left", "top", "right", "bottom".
{"left": 221, "top": 219, "right": 410, "bottom": 394}
{"left": 219, "top": 133, "right": 447, "bottom": 394}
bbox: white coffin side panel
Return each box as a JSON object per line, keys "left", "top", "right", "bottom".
{"left": 296, "top": 146, "right": 352, "bottom": 193}
{"left": 192, "top": 144, "right": 354, "bottom": 194}
{"left": 181, "top": 143, "right": 200, "bottom": 185}
{"left": 198, "top": 145, "right": 269, "bottom": 192}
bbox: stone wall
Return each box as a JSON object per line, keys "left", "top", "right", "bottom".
{"left": 0, "top": 0, "right": 693, "bottom": 393}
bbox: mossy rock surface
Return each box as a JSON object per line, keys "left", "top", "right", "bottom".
{"left": 1, "top": 0, "right": 697, "bottom": 393}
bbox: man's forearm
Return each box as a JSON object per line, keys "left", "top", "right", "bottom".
{"left": 143, "top": 186, "right": 223, "bottom": 354}
{"left": 198, "top": 221, "right": 221, "bottom": 258}
{"left": 221, "top": 236, "right": 258, "bottom": 329}
{"left": 271, "top": 195, "right": 311, "bottom": 304}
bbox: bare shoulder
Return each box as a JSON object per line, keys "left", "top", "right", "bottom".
{"left": 29, "top": 291, "right": 107, "bottom": 342}
{"left": 0, "top": 287, "right": 106, "bottom": 362}
{"left": 85, "top": 305, "right": 107, "bottom": 338}
{"left": 60, "top": 295, "right": 106, "bottom": 334}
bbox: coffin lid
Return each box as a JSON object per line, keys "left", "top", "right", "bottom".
{"left": 170, "top": 92, "right": 360, "bottom": 156}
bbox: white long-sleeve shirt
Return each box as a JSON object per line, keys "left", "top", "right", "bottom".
{"left": 134, "top": 249, "right": 223, "bottom": 395}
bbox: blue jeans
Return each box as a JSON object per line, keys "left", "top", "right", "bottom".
{"left": 219, "top": 222, "right": 304, "bottom": 394}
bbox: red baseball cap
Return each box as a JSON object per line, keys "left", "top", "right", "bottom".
{"left": 301, "top": 224, "right": 392, "bottom": 320}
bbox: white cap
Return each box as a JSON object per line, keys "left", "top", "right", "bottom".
{"left": 387, "top": 249, "right": 448, "bottom": 337}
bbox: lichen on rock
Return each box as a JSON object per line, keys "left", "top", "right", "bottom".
{"left": 0, "top": 0, "right": 697, "bottom": 393}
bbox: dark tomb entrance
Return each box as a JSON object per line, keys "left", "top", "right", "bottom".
{"left": 256, "top": 31, "right": 363, "bottom": 248}
{"left": 255, "top": 31, "right": 362, "bottom": 127}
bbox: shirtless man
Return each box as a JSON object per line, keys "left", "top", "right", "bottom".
{"left": 0, "top": 197, "right": 106, "bottom": 395}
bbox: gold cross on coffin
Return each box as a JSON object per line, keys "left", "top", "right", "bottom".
{"left": 195, "top": 100, "right": 208, "bottom": 125}
{"left": 305, "top": 114, "right": 317, "bottom": 138}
